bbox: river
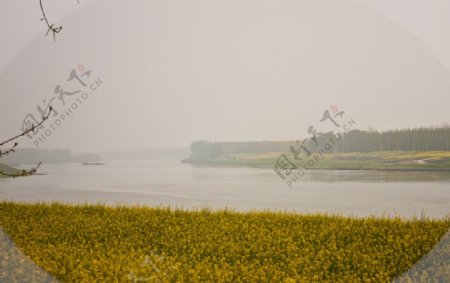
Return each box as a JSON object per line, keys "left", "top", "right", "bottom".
{"left": 1, "top": 158, "right": 449, "bottom": 218}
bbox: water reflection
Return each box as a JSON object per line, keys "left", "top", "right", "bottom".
{"left": 0, "top": 159, "right": 449, "bottom": 218}
{"left": 301, "top": 170, "right": 450, "bottom": 183}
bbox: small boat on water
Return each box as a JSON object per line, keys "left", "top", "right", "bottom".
{"left": 180, "top": 157, "right": 193, "bottom": 164}
{"left": 81, "top": 161, "right": 105, "bottom": 166}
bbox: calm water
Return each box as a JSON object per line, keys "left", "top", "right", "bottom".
{"left": 1, "top": 159, "right": 450, "bottom": 218}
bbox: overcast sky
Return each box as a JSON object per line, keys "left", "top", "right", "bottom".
{"left": 0, "top": 0, "right": 449, "bottom": 152}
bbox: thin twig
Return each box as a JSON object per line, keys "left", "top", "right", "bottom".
{"left": 0, "top": 107, "right": 53, "bottom": 178}
{"left": 0, "top": 106, "right": 53, "bottom": 147}
{"left": 0, "top": 142, "right": 18, "bottom": 158}
{"left": 39, "top": 0, "right": 63, "bottom": 41}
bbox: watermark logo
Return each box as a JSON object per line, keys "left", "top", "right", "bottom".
{"left": 128, "top": 251, "right": 176, "bottom": 282}
{"left": 274, "top": 105, "right": 357, "bottom": 187}
{"left": 19, "top": 64, "right": 103, "bottom": 148}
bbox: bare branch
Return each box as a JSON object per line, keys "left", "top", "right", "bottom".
{"left": 39, "top": 0, "right": 63, "bottom": 41}
{"left": 0, "top": 106, "right": 53, "bottom": 147}
{"left": 0, "top": 162, "right": 42, "bottom": 178}
{"left": 0, "top": 107, "right": 52, "bottom": 178}
{"left": 0, "top": 142, "right": 18, "bottom": 158}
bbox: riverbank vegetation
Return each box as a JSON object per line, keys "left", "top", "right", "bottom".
{"left": 184, "top": 126, "right": 450, "bottom": 171}
{"left": 188, "top": 151, "right": 450, "bottom": 171}
{"left": 0, "top": 163, "right": 20, "bottom": 178}
{"left": 0, "top": 202, "right": 449, "bottom": 282}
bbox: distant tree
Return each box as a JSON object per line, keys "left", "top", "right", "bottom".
{"left": 190, "top": 140, "right": 212, "bottom": 161}
{"left": 331, "top": 127, "right": 450, "bottom": 152}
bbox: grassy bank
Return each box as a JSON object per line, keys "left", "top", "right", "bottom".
{"left": 0, "top": 163, "right": 20, "bottom": 178}
{"left": 192, "top": 151, "right": 450, "bottom": 171}
{"left": 0, "top": 202, "right": 449, "bottom": 282}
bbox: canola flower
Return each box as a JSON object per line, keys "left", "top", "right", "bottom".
{"left": 0, "top": 202, "right": 448, "bottom": 282}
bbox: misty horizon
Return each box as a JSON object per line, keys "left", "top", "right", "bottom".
{"left": 1, "top": 0, "right": 450, "bottom": 152}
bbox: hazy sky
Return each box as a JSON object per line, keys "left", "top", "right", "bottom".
{"left": 1, "top": 0, "right": 449, "bottom": 152}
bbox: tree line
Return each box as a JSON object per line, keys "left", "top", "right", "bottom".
{"left": 189, "top": 126, "right": 450, "bottom": 160}
{"left": 331, "top": 126, "right": 450, "bottom": 152}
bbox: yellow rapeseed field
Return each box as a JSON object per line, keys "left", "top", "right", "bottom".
{"left": 0, "top": 202, "right": 448, "bottom": 282}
